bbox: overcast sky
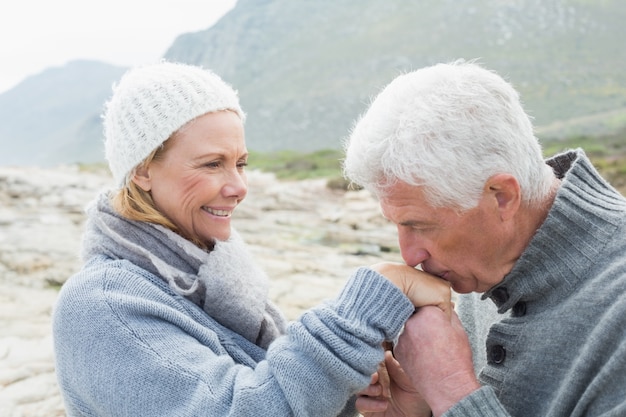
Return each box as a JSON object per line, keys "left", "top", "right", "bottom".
{"left": 0, "top": 0, "right": 237, "bottom": 94}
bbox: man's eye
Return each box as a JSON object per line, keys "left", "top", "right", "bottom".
{"left": 405, "top": 224, "right": 431, "bottom": 233}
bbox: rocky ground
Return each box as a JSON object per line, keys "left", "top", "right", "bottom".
{"left": 0, "top": 165, "right": 402, "bottom": 417}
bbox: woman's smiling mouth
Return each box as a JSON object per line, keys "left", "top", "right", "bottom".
{"left": 202, "top": 207, "right": 233, "bottom": 217}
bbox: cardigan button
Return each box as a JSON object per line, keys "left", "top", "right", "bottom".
{"left": 489, "top": 344, "right": 506, "bottom": 364}
{"left": 512, "top": 301, "right": 527, "bottom": 317}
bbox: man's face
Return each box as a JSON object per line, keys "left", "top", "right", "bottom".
{"left": 380, "top": 181, "right": 512, "bottom": 293}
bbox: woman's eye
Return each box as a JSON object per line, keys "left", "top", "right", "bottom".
{"left": 205, "top": 161, "right": 220, "bottom": 168}
{"left": 237, "top": 162, "right": 248, "bottom": 169}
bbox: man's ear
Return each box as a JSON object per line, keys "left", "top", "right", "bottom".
{"left": 486, "top": 173, "right": 521, "bottom": 221}
{"left": 131, "top": 164, "right": 152, "bottom": 192}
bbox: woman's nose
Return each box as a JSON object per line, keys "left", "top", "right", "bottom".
{"left": 223, "top": 170, "right": 247, "bottom": 198}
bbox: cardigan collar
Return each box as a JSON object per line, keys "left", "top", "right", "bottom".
{"left": 483, "top": 149, "right": 625, "bottom": 313}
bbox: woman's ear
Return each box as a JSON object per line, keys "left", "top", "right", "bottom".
{"left": 131, "top": 164, "right": 152, "bottom": 192}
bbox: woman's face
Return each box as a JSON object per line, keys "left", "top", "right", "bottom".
{"left": 134, "top": 110, "right": 247, "bottom": 245}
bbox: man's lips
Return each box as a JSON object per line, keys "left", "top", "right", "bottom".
{"left": 421, "top": 264, "right": 449, "bottom": 281}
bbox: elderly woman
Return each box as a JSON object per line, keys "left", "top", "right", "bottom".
{"left": 52, "top": 61, "right": 451, "bottom": 417}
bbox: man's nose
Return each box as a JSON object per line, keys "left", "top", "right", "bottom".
{"left": 398, "top": 229, "right": 430, "bottom": 267}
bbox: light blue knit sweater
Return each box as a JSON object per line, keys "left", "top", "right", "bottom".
{"left": 53, "top": 255, "right": 414, "bottom": 416}
{"left": 452, "top": 150, "right": 626, "bottom": 416}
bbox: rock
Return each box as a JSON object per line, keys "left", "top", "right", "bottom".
{"left": 0, "top": 165, "right": 401, "bottom": 416}
{"left": 0, "top": 284, "right": 65, "bottom": 417}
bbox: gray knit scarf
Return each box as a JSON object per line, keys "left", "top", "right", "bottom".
{"left": 81, "top": 192, "right": 287, "bottom": 349}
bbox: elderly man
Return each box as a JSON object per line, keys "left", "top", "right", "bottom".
{"left": 344, "top": 61, "right": 626, "bottom": 417}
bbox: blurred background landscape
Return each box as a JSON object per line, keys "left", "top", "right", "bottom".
{"left": 1, "top": 2, "right": 626, "bottom": 414}
{"left": 0, "top": 0, "right": 625, "bottom": 194}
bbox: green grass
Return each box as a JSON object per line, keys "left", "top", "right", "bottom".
{"left": 248, "top": 149, "right": 344, "bottom": 180}
{"left": 542, "top": 128, "right": 626, "bottom": 193}
{"left": 248, "top": 128, "right": 626, "bottom": 195}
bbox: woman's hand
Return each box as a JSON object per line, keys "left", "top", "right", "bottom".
{"left": 369, "top": 262, "right": 452, "bottom": 317}
{"left": 356, "top": 350, "right": 432, "bottom": 417}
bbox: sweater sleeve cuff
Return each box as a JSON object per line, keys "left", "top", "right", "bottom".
{"left": 443, "top": 386, "right": 511, "bottom": 417}
{"left": 332, "top": 266, "right": 415, "bottom": 341}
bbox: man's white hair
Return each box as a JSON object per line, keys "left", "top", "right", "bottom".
{"left": 343, "top": 60, "right": 554, "bottom": 211}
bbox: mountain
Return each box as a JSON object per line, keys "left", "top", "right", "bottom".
{"left": 164, "top": 0, "right": 626, "bottom": 152}
{"left": 0, "top": 60, "right": 126, "bottom": 166}
{"left": 1, "top": 0, "right": 626, "bottom": 166}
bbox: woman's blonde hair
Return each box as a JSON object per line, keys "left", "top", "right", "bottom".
{"left": 111, "top": 144, "right": 177, "bottom": 231}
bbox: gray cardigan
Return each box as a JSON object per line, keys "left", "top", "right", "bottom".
{"left": 453, "top": 149, "right": 626, "bottom": 416}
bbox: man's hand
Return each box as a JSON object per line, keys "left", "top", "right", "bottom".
{"left": 394, "top": 306, "right": 480, "bottom": 417}
{"left": 356, "top": 349, "right": 432, "bottom": 417}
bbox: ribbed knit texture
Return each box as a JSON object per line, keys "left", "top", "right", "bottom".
{"left": 81, "top": 192, "right": 286, "bottom": 349}
{"left": 452, "top": 149, "right": 626, "bottom": 417}
{"left": 103, "top": 61, "right": 245, "bottom": 188}
{"left": 53, "top": 254, "right": 415, "bottom": 416}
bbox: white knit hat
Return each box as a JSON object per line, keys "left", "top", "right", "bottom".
{"left": 103, "top": 61, "right": 245, "bottom": 188}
